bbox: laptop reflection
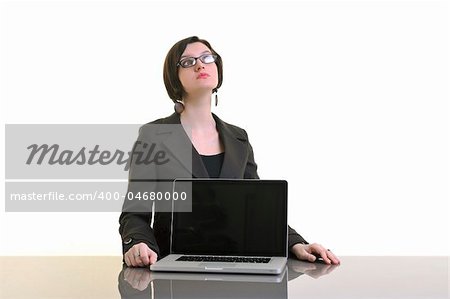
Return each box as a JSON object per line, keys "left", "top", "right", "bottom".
{"left": 118, "top": 266, "right": 287, "bottom": 299}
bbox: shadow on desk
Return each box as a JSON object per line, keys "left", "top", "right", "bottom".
{"left": 117, "top": 259, "right": 339, "bottom": 299}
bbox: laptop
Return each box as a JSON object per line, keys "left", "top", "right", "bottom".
{"left": 150, "top": 179, "right": 288, "bottom": 275}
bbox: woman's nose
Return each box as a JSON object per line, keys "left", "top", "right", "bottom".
{"left": 195, "top": 60, "right": 205, "bottom": 71}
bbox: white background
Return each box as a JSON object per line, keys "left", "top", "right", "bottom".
{"left": 0, "top": 0, "right": 448, "bottom": 256}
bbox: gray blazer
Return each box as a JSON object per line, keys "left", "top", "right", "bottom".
{"left": 119, "top": 112, "right": 307, "bottom": 258}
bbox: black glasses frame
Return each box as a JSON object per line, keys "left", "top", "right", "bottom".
{"left": 177, "top": 54, "right": 218, "bottom": 68}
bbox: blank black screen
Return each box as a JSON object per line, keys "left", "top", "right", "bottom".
{"left": 171, "top": 180, "right": 287, "bottom": 257}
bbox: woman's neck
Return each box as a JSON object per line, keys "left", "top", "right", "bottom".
{"left": 180, "top": 93, "right": 215, "bottom": 129}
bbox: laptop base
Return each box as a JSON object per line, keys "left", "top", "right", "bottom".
{"left": 150, "top": 254, "right": 287, "bottom": 275}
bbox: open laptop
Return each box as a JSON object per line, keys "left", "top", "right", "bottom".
{"left": 150, "top": 179, "right": 288, "bottom": 275}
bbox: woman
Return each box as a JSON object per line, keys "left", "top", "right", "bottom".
{"left": 119, "top": 36, "right": 340, "bottom": 267}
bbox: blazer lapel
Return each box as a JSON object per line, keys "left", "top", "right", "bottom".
{"left": 157, "top": 113, "right": 209, "bottom": 178}
{"left": 213, "top": 114, "right": 248, "bottom": 179}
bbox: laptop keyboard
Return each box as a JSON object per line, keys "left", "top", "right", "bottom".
{"left": 176, "top": 256, "right": 271, "bottom": 263}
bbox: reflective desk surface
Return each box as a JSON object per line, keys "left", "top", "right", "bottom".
{"left": 0, "top": 256, "right": 448, "bottom": 298}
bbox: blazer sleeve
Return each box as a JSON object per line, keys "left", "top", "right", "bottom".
{"left": 119, "top": 211, "right": 159, "bottom": 255}
{"left": 118, "top": 126, "right": 160, "bottom": 256}
{"left": 243, "top": 129, "right": 309, "bottom": 248}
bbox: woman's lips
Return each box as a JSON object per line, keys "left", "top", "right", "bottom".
{"left": 197, "top": 73, "right": 210, "bottom": 79}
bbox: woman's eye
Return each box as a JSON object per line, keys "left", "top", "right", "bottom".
{"left": 181, "top": 59, "right": 194, "bottom": 67}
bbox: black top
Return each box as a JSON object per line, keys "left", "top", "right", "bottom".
{"left": 200, "top": 152, "right": 225, "bottom": 178}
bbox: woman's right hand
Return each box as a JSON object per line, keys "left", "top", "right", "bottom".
{"left": 124, "top": 243, "right": 158, "bottom": 267}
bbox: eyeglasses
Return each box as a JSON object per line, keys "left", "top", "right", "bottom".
{"left": 177, "top": 54, "right": 218, "bottom": 68}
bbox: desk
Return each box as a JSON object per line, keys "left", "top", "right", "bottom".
{"left": 0, "top": 257, "right": 447, "bottom": 298}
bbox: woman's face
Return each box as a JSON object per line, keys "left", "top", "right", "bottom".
{"left": 178, "top": 42, "right": 219, "bottom": 98}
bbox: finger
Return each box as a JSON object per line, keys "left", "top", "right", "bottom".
{"left": 321, "top": 253, "right": 332, "bottom": 265}
{"left": 128, "top": 254, "right": 137, "bottom": 267}
{"left": 139, "top": 250, "right": 150, "bottom": 266}
{"left": 314, "top": 249, "right": 331, "bottom": 265}
{"left": 141, "top": 245, "right": 157, "bottom": 265}
{"left": 129, "top": 254, "right": 139, "bottom": 267}
{"left": 149, "top": 250, "right": 158, "bottom": 265}
{"left": 134, "top": 255, "right": 145, "bottom": 267}
{"left": 309, "top": 244, "right": 331, "bottom": 264}
{"left": 130, "top": 253, "right": 142, "bottom": 267}
{"left": 292, "top": 244, "right": 317, "bottom": 263}
{"left": 134, "top": 247, "right": 147, "bottom": 267}
{"left": 125, "top": 247, "right": 139, "bottom": 267}
{"left": 300, "top": 251, "right": 317, "bottom": 263}
{"left": 124, "top": 254, "right": 132, "bottom": 267}
{"left": 326, "top": 250, "right": 341, "bottom": 265}
{"left": 315, "top": 250, "right": 331, "bottom": 265}
{"left": 139, "top": 244, "right": 154, "bottom": 266}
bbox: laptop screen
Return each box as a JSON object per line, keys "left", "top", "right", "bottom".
{"left": 171, "top": 179, "right": 288, "bottom": 257}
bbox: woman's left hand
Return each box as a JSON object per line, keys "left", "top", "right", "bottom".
{"left": 291, "top": 243, "right": 341, "bottom": 265}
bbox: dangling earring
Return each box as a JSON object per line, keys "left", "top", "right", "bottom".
{"left": 174, "top": 100, "right": 184, "bottom": 114}
{"left": 215, "top": 92, "right": 218, "bottom": 107}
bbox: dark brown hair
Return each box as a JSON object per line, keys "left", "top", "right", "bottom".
{"left": 163, "top": 36, "right": 223, "bottom": 102}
